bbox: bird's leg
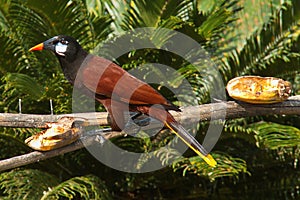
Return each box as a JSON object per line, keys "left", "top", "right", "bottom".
{"left": 130, "top": 112, "right": 151, "bottom": 126}
{"left": 120, "top": 112, "right": 151, "bottom": 136}
{"left": 122, "top": 112, "right": 142, "bottom": 136}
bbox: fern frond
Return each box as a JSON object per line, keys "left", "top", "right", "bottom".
{"left": 154, "top": 146, "right": 181, "bottom": 167}
{"left": 224, "top": 118, "right": 255, "bottom": 134}
{"left": 0, "top": 132, "right": 30, "bottom": 159}
{"left": 250, "top": 122, "right": 300, "bottom": 150}
{"left": 41, "top": 174, "right": 112, "bottom": 200}
{"left": 0, "top": 169, "right": 59, "bottom": 200}
{"left": 172, "top": 153, "right": 248, "bottom": 181}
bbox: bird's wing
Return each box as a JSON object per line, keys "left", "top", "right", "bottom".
{"left": 79, "top": 55, "right": 176, "bottom": 109}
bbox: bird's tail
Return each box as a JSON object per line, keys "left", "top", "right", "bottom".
{"left": 165, "top": 120, "right": 217, "bottom": 167}
{"left": 139, "top": 106, "right": 217, "bottom": 167}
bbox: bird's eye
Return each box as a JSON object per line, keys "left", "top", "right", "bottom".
{"left": 60, "top": 40, "right": 69, "bottom": 45}
{"left": 55, "top": 40, "right": 68, "bottom": 56}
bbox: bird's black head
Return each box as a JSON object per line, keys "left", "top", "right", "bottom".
{"left": 30, "top": 35, "right": 88, "bottom": 84}
{"left": 30, "top": 35, "right": 82, "bottom": 62}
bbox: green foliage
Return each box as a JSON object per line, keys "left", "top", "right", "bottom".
{"left": 173, "top": 153, "right": 248, "bottom": 181}
{"left": 0, "top": 170, "right": 112, "bottom": 200}
{"left": 251, "top": 122, "right": 300, "bottom": 150}
{"left": 122, "top": 0, "right": 191, "bottom": 29}
{"left": 0, "top": 0, "right": 300, "bottom": 199}
{"left": 3, "top": 73, "right": 44, "bottom": 100}
{"left": 221, "top": 0, "right": 300, "bottom": 80}
{"left": 0, "top": 0, "right": 112, "bottom": 113}
{"left": 0, "top": 169, "right": 59, "bottom": 199}
{"left": 41, "top": 174, "right": 112, "bottom": 200}
{"left": 0, "top": 132, "right": 30, "bottom": 159}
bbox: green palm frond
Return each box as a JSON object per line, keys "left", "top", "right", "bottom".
{"left": 85, "top": 0, "right": 105, "bottom": 17}
{"left": 194, "top": 1, "right": 240, "bottom": 42}
{"left": 7, "top": 0, "right": 112, "bottom": 49}
{"left": 108, "top": 0, "right": 191, "bottom": 31}
{"left": 2, "top": 73, "right": 44, "bottom": 100}
{"left": 41, "top": 174, "right": 112, "bottom": 200}
{"left": 194, "top": 0, "right": 225, "bottom": 14}
{"left": 100, "top": 0, "right": 129, "bottom": 33}
{"left": 15, "top": 0, "right": 91, "bottom": 47}
{"left": 0, "top": 32, "right": 32, "bottom": 73}
{"left": 181, "top": 0, "right": 241, "bottom": 53}
{"left": 0, "top": 169, "right": 59, "bottom": 200}
{"left": 89, "top": 14, "right": 112, "bottom": 44}
{"left": 221, "top": 0, "right": 300, "bottom": 80}
{"left": 224, "top": 118, "right": 255, "bottom": 134}
{"left": 0, "top": 0, "right": 300, "bottom": 198}
{"left": 0, "top": 0, "right": 112, "bottom": 113}
{"left": 8, "top": 1, "right": 50, "bottom": 45}
{"left": 151, "top": 17, "right": 185, "bottom": 48}
{"left": 0, "top": 0, "right": 9, "bottom": 31}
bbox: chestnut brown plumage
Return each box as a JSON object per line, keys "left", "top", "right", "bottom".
{"left": 29, "top": 35, "right": 216, "bottom": 167}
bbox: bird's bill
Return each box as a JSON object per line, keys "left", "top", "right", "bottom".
{"left": 29, "top": 43, "right": 44, "bottom": 51}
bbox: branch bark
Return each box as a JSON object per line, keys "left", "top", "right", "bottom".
{"left": 0, "top": 112, "right": 109, "bottom": 128}
{"left": 0, "top": 131, "right": 123, "bottom": 172}
{"left": 1, "top": 96, "right": 300, "bottom": 128}
{"left": 0, "top": 96, "right": 300, "bottom": 172}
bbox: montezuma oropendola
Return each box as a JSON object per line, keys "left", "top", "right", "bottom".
{"left": 29, "top": 35, "right": 216, "bottom": 167}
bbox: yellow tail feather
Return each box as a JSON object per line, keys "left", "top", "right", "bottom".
{"left": 165, "top": 122, "right": 217, "bottom": 167}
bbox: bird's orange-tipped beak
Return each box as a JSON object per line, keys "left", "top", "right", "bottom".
{"left": 29, "top": 43, "right": 44, "bottom": 51}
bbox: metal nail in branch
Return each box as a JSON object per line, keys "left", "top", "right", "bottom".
{"left": 50, "top": 99, "right": 54, "bottom": 115}
{"left": 19, "top": 98, "right": 22, "bottom": 114}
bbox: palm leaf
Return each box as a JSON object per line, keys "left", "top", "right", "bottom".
{"left": 85, "top": 0, "right": 105, "bottom": 17}
{"left": 0, "top": 0, "right": 112, "bottom": 113}
{"left": 196, "top": 1, "right": 240, "bottom": 41}
{"left": 3, "top": 73, "right": 44, "bottom": 100}
{"left": 104, "top": 0, "right": 191, "bottom": 31}
{"left": 0, "top": 0, "right": 10, "bottom": 31}
{"left": 16, "top": 0, "right": 92, "bottom": 47}
{"left": 221, "top": 0, "right": 300, "bottom": 80}
{"left": 0, "top": 31, "right": 32, "bottom": 73}
{"left": 0, "top": 0, "right": 299, "bottom": 198}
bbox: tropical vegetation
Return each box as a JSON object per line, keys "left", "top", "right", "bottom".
{"left": 0, "top": 0, "right": 299, "bottom": 199}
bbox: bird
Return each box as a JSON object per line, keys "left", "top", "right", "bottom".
{"left": 29, "top": 35, "right": 217, "bottom": 167}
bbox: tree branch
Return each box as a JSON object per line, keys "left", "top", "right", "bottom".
{"left": 0, "top": 131, "right": 124, "bottom": 172}
{"left": 0, "top": 112, "right": 109, "bottom": 128}
{"left": 0, "top": 96, "right": 300, "bottom": 128}
{"left": 0, "top": 96, "right": 300, "bottom": 172}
